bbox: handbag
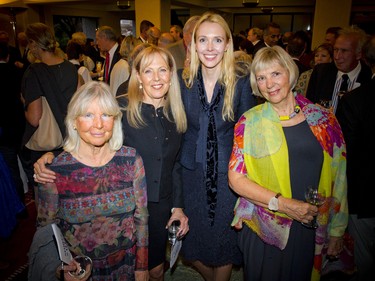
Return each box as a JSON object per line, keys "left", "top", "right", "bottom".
{"left": 25, "top": 96, "right": 63, "bottom": 151}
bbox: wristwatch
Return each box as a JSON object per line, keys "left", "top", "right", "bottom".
{"left": 268, "top": 193, "right": 282, "bottom": 211}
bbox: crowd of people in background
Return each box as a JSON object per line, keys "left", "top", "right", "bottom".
{"left": 0, "top": 10, "right": 374, "bottom": 281}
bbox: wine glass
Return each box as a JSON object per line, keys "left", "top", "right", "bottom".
{"left": 301, "top": 186, "right": 326, "bottom": 229}
{"left": 96, "top": 61, "right": 103, "bottom": 81}
{"left": 68, "top": 255, "right": 93, "bottom": 279}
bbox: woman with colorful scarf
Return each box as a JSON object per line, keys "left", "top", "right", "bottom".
{"left": 228, "top": 46, "right": 348, "bottom": 281}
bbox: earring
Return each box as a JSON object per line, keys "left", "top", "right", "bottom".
{"left": 139, "top": 83, "right": 143, "bottom": 89}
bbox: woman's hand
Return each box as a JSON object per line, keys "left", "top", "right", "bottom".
{"left": 33, "top": 152, "right": 56, "bottom": 183}
{"left": 135, "top": 270, "right": 149, "bottom": 281}
{"left": 56, "top": 261, "right": 92, "bottom": 281}
{"left": 166, "top": 208, "right": 189, "bottom": 239}
{"left": 279, "top": 197, "right": 318, "bottom": 224}
{"left": 327, "top": 235, "right": 344, "bottom": 258}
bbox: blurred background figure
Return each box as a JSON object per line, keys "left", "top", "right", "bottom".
{"left": 146, "top": 26, "right": 161, "bottom": 45}
{"left": 325, "top": 26, "right": 343, "bottom": 46}
{"left": 110, "top": 35, "right": 137, "bottom": 95}
{"left": 295, "top": 43, "right": 333, "bottom": 96}
{"left": 336, "top": 34, "right": 375, "bottom": 281}
{"left": 170, "top": 24, "right": 183, "bottom": 41}
{"left": 158, "top": 32, "right": 175, "bottom": 48}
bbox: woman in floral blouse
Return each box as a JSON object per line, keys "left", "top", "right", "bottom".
{"left": 35, "top": 81, "right": 148, "bottom": 281}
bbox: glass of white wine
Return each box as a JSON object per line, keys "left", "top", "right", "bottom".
{"left": 96, "top": 61, "right": 103, "bottom": 81}
{"left": 68, "top": 255, "right": 93, "bottom": 279}
{"left": 301, "top": 186, "right": 326, "bottom": 229}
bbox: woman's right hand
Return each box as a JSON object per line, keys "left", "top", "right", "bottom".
{"left": 279, "top": 197, "right": 318, "bottom": 224}
{"left": 33, "top": 152, "right": 56, "bottom": 184}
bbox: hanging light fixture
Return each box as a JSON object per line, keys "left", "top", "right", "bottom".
{"left": 242, "top": 1, "right": 260, "bottom": 8}
{"left": 117, "top": 1, "right": 131, "bottom": 10}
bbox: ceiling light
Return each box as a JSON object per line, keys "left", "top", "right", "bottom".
{"left": 242, "top": 1, "right": 259, "bottom": 8}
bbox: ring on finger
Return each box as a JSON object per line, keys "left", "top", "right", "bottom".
{"left": 33, "top": 173, "right": 37, "bottom": 179}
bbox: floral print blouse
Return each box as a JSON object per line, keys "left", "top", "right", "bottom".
{"left": 36, "top": 146, "right": 148, "bottom": 275}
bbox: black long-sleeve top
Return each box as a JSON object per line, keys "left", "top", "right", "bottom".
{"left": 117, "top": 97, "right": 184, "bottom": 208}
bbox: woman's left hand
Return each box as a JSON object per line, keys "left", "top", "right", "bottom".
{"left": 327, "top": 235, "right": 344, "bottom": 258}
{"left": 166, "top": 208, "right": 189, "bottom": 238}
{"left": 135, "top": 270, "right": 149, "bottom": 281}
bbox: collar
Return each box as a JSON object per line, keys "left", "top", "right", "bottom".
{"left": 69, "top": 59, "right": 80, "bottom": 66}
{"left": 108, "top": 43, "right": 118, "bottom": 60}
{"left": 337, "top": 61, "right": 361, "bottom": 83}
{"left": 252, "top": 40, "right": 260, "bottom": 46}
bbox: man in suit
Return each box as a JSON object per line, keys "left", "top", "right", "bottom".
{"left": 306, "top": 26, "right": 372, "bottom": 113}
{"left": 15, "top": 31, "right": 30, "bottom": 71}
{"left": 335, "top": 35, "right": 375, "bottom": 281}
{"left": 95, "top": 26, "right": 121, "bottom": 85}
{"left": 137, "top": 20, "right": 154, "bottom": 45}
{"left": 247, "top": 27, "right": 263, "bottom": 56}
{"left": 253, "top": 22, "right": 281, "bottom": 57}
{"left": 167, "top": 15, "right": 200, "bottom": 70}
{"left": 286, "top": 33, "right": 311, "bottom": 78}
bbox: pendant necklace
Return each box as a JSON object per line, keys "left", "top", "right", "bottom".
{"left": 279, "top": 105, "right": 301, "bottom": 121}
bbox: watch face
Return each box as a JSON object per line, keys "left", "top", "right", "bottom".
{"left": 269, "top": 197, "right": 278, "bottom": 211}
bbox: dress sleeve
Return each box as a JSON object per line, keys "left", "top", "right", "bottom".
{"left": 36, "top": 182, "right": 59, "bottom": 227}
{"left": 228, "top": 114, "right": 247, "bottom": 175}
{"left": 132, "top": 152, "right": 149, "bottom": 271}
{"left": 235, "top": 75, "right": 257, "bottom": 119}
{"left": 21, "top": 64, "right": 43, "bottom": 107}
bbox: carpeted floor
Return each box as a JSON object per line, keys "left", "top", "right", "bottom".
{"left": 0, "top": 190, "right": 243, "bottom": 281}
{"left": 0, "top": 189, "right": 352, "bottom": 281}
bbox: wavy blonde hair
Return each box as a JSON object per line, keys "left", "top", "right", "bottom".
{"left": 123, "top": 45, "right": 187, "bottom": 133}
{"left": 182, "top": 12, "right": 236, "bottom": 121}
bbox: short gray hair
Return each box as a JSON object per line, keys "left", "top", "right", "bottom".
{"left": 250, "top": 46, "right": 298, "bottom": 97}
{"left": 64, "top": 81, "right": 123, "bottom": 153}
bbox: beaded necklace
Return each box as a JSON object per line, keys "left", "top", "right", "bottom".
{"left": 279, "top": 105, "right": 301, "bottom": 121}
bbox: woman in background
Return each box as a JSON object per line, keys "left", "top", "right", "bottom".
{"left": 295, "top": 43, "right": 333, "bottom": 96}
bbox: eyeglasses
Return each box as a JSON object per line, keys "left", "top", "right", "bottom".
{"left": 270, "top": 34, "right": 281, "bottom": 39}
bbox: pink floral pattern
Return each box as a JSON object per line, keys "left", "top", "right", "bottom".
{"left": 36, "top": 146, "right": 148, "bottom": 279}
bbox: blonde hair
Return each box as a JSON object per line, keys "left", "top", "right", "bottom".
{"left": 182, "top": 12, "right": 236, "bottom": 121}
{"left": 25, "top": 22, "right": 57, "bottom": 53}
{"left": 250, "top": 46, "right": 298, "bottom": 97}
{"left": 124, "top": 45, "right": 187, "bottom": 133}
{"left": 64, "top": 81, "right": 123, "bottom": 153}
{"left": 119, "top": 35, "right": 137, "bottom": 59}
{"left": 71, "top": 32, "right": 87, "bottom": 46}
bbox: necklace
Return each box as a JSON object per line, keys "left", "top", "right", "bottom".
{"left": 279, "top": 105, "right": 301, "bottom": 121}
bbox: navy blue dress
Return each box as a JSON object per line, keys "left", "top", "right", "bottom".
{"left": 179, "top": 71, "right": 256, "bottom": 266}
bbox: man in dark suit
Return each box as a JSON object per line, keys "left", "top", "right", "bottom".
{"left": 306, "top": 26, "right": 372, "bottom": 113}
{"left": 335, "top": 35, "right": 375, "bottom": 281}
{"left": 247, "top": 27, "right": 263, "bottom": 56}
{"left": 136, "top": 20, "right": 154, "bottom": 45}
{"left": 253, "top": 22, "right": 281, "bottom": 57}
{"left": 286, "top": 33, "right": 311, "bottom": 78}
{"left": 95, "top": 26, "right": 121, "bottom": 85}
